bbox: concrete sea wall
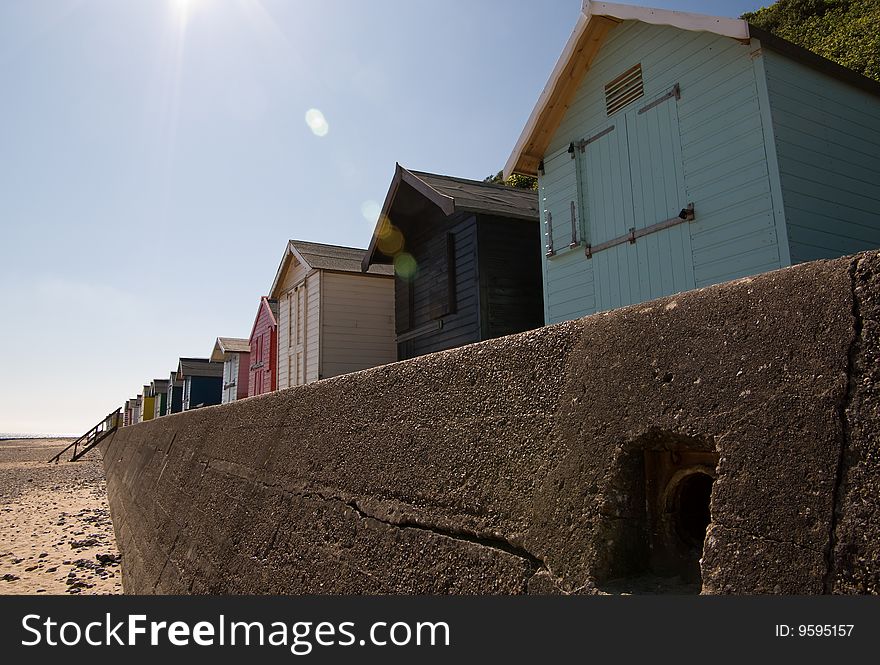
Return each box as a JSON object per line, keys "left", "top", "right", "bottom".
{"left": 101, "top": 252, "right": 880, "bottom": 594}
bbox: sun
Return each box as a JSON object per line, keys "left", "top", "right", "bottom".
{"left": 169, "top": 0, "right": 201, "bottom": 21}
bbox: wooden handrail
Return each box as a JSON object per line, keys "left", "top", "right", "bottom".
{"left": 49, "top": 407, "right": 121, "bottom": 464}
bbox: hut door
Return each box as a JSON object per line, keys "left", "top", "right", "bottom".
{"left": 579, "top": 91, "right": 694, "bottom": 311}
{"left": 291, "top": 283, "right": 306, "bottom": 385}
{"left": 253, "top": 334, "right": 264, "bottom": 396}
{"left": 579, "top": 121, "right": 636, "bottom": 312}
{"left": 624, "top": 93, "right": 694, "bottom": 302}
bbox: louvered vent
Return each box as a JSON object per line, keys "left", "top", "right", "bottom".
{"left": 604, "top": 64, "right": 644, "bottom": 116}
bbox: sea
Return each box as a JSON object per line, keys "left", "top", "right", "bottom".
{"left": 0, "top": 433, "right": 77, "bottom": 440}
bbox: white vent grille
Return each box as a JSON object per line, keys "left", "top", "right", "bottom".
{"left": 605, "top": 64, "right": 644, "bottom": 116}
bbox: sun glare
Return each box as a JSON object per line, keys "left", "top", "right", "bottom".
{"left": 170, "top": 0, "right": 201, "bottom": 23}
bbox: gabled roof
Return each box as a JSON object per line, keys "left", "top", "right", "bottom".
{"left": 504, "top": 0, "right": 880, "bottom": 177}
{"left": 168, "top": 371, "right": 183, "bottom": 388}
{"left": 249, "top": 296, "right": 279, "bottom": 342}
{"left": 150, "top": 379, "right": 170, "bottom": 393}
{"left": 176, "top": 357, "right": 224, "bottom": 379}
{"left": 210, "top": 337, "right": 250, "bottom": 362}
{"left": 504, "top": 1, "right": 748, "bottom": 177}
{"left": 292, "top": 240, "right": 378, "bottom": 272}
{"left": 269, "top": 240, "right": 392, "bottom": 298}
{"left": 362, "top": 164, "right": 539, "bottom": 269}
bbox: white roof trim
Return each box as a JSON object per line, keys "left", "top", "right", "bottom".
{"left": 268, "top": 241, "right": 314, "bottom": 299}
{"left": 502, "top": 11, "right": 592, "bottom": 179}
{"left": 504, "top": 1, "right": 749, "bottom": 178}
{"left": 210, "top": 337, "right": 249, "bottom": 362}
{"left": 210, "top": 339, "right": 227, "bottom": 363}
{"left": 585, "top": 1, "right": 748, "bottom": 40}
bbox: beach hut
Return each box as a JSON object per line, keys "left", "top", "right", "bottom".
{"left": 268, "top": 240, "right": 396, "bottom": 388}
{"left": 151, "top": 379, "right": 169, "bottom": 418}
{"left": 139, "top": 385, "right": 155, "bottom": 422}
{"left": 131, "top": 395, "right": 142, "bottom": 425}
{"left": 167, "top": 371, "right": 184, "bottom": 415}
{"left": 176, "top": 358, "right": 223, "bottom": 411}
{"left": 248, "top": 296, "right": 279, "bottom": 397}
{"left": 362, "top": 165, "right": 544, "bottom": 360}
{"left": 210, "top": 337, "right": 251, "bottom": 403}
{"left": 505, "top": 1, "right": 880, "bottom": 323}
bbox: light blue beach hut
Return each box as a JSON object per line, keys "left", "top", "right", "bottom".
{"left": 505, "top": 1, "right": 880, "bottom": 323}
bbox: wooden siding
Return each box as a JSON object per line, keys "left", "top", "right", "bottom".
{"left": 183, "top": 376, "right": 222, "bottom": 411}
{"left": 221, "top": 355, "right": 238, "bottom": 404}
{"left": 476, "top": 215, "right": 544, "bottom": 339}
{"left": 236, "top": 351, "right": 250, "bottom": 400}
{"left": 221, "top": 354, "right": 249, "bottom": 403}
{"left": 153, "top": 392, "right": 167, "bottom": 418}
{"left": 248, "top": 299, "right": 278, "bottom": 397}
{"left": 305, "top": 272, "right": 320, "bottom": 382}
{"left": 540, "top": 146, "right": 593, "bottom": 323}
{"left": 396, "top": 212, "right": 481, "bottom": 359}
{"left": 762, "top": 49, "right": 880, "bottom": 263}
{"left": 320, "top": 271, "right": 396, "bottom": 378}
{"left": 277, "top": 260, "right": 321, "bottom": 388}
{"left": 539, "top": 21, "right": 785, "bottom": 322}
{"left": 140, "top": 396, "right": 155, "bottom": 422}
{"left": 168, "top": 386, "right": 182, "bottom": 414}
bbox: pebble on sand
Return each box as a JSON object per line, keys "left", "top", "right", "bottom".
{"left": 0, "top": 438, "right": 122, "bottom": 596}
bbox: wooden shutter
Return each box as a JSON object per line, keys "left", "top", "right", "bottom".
{"left": 445, "top": 232, "right": 457, "bottom": 315}
{"left": 540, "top": 147, "right": 579, "bottom": 257}
{"left": 395, "top": 275, "right": 413, "bottom": 334}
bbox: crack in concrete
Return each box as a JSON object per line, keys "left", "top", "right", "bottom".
{"left": 210, "top": 461, "right": 557, "bottom": 594}
{"left": 824, "top": 258, "right": 864, "bottom": 593}
{"left": 205, "top": 458, "right": 541, "bottom": 566}
{"left": 199, "top": 441, "right": 601, "bottom": 594}
{"left": 342, "top": 497, "right": 544, "bottom": 568}
{"left": 341, "top": 497, "right": 560, "bottom": 595}
{"left": 164, "top": 431, "right": 178, "bottom": 457}
{"left": 261, "top": 520, "right": 282, "bottom": 561}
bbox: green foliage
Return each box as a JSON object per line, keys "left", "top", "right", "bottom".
{"left": 743, "top": 0, "right": 880, "bottom": 82}
{"left": 484, "top": 170, "right": 538, "bottom": 190}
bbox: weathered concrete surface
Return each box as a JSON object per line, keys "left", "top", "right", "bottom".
{"left": 831, "top": 254, "right": 880, "bottom": 593}
{"left": 101, "top": 252, "right": 880, "bottom": 594}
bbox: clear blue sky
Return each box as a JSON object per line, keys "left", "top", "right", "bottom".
{"left": 0, "top": 0, "right": 766, "bottom": 435}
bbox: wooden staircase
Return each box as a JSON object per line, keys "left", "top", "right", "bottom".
{"left": 49, "top": 408, "right": 121, "bottom": 464}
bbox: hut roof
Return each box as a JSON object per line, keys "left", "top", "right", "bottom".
{"left": 504, "top": 0, "right": 880, "bottom": 177}
{"left": 177, "top": 357, "right": 224, "bottom": 379}
{"left": 210, "top": 337, "right": 251, "bottom": 362}
{"left": 362, "top": 164, "right": 539, "bottom": 269}
{"left": 150, "top": 379, "right": 170, "bottom": 393}
{"left": 269, "top": 240, "right": 392, "bottom": 298}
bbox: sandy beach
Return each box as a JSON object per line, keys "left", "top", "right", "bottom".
{"left": 0, "top": 438, "right": 122, "bottom": 595}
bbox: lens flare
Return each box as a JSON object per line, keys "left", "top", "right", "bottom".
{"left": 394, "top": 252, "right": 418, "bottom": 281}
{"left": 361, "top": 200, "right": 381, "bottom": 223}
{"left": 376, "top": 216, "right": 393, "bottom": 238}
{"left": 305, "top": 108, "right": 329, "bottom": 137}
{"left": 377, "top": 226, "right": 404, "bottom": 256}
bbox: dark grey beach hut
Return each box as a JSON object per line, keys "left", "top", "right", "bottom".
{"left": 362, "top": 164, "right": 544, "bottom": 360}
